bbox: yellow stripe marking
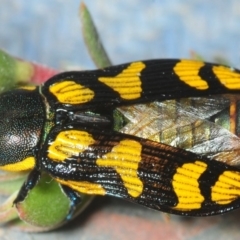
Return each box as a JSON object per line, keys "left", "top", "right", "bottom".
{"left": 98, "top": 62, "right": 145, "bottom": 100}
{"left": 172, "top": 161, "right": 207, "bottom": 210}
{"left": 0, "top": 157, "right": 35, "bottom": 172}
{"left": 212, "top": 65, "right": 240, "bottom": 89}
{"left": 96, "top": 139, "right": 143, "bottom": 198}
{"left": 212, "top": 171, "right": 240, "bottom": 204}
{"left": 174, "top": 60, "right": 208, "bottom": 90}
{"left": 49, "top": 80, "right": 94, "bottom": 104}
{"left": 56, "top": 179, "right": 106, "bottom": 195}
{"left": 48, "top": 130, "right": 95, "bottom": 162}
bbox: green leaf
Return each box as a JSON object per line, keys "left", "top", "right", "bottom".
{"left": 16, "top": 174, "right": 93, "bottom": 229}
{"left": 0, "top": 50, "right": 34, "bottom": 92}
{"left": 80, "top": 2, "right": 112, "bottom": 68}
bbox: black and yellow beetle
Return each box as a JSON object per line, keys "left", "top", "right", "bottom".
{"left": 1, "top": 59, "right": 240, "bottom": 218}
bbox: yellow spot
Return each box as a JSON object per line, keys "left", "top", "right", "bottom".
{"left": 56, "top": 179, "right": 106, "bottom": 195}
{"left": 172, "top": 161, "right": 207, "bottom": 210}
{"left": 212, "top": 65, "right": 240, "bottom": 89}
{"left": 0, "top": 157, "right": 35, "bottom": 172}
{"left": 96, "top": 139, "right": 143, "bottom": 198}
{"left": 19, "top": 86, "right": 36, "bottom": 90}
{"left": 49, "top": 80, "right": 94, "bottom": 104}
{"left": 174, "top": 60, "right": 208, "bottom": 90}
{"left": 212, "top": 171, "right": 240, "bottom": 204}
{"left": 98, "top": 62, "right": 145, "bottom": 100}
{"left": 229, "top": 100, "right": 237, "bottom": 134}
{"left": 48, "top": 130, "right": 95, "bottom": 162}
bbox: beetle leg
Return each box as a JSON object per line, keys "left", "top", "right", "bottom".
{"left": 13, "top": 168, "right": 41, "bottom": 204}
{"left": 60, "top": 185, "right": 82, "bottom": 220}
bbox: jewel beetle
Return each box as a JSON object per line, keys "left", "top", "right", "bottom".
{"left": 1, "top": 59, "right": 240, "bottom": 218}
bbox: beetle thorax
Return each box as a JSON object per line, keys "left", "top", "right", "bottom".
{"left": 0, "top": 89, "right": 45, "bottom": 168}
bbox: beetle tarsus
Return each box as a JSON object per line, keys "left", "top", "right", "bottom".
{"left": 13, "top": 168, "right": 41, "bottom": 205}
{"left": 61, "top": 185, "right": 82, "bottom": 220}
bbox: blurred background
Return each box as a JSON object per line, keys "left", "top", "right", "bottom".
{"left": 1, "top": 0, "right": 240, "bottom": 239}
{"left": 1, "top": 0, "right": 240, "bottom": 69}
